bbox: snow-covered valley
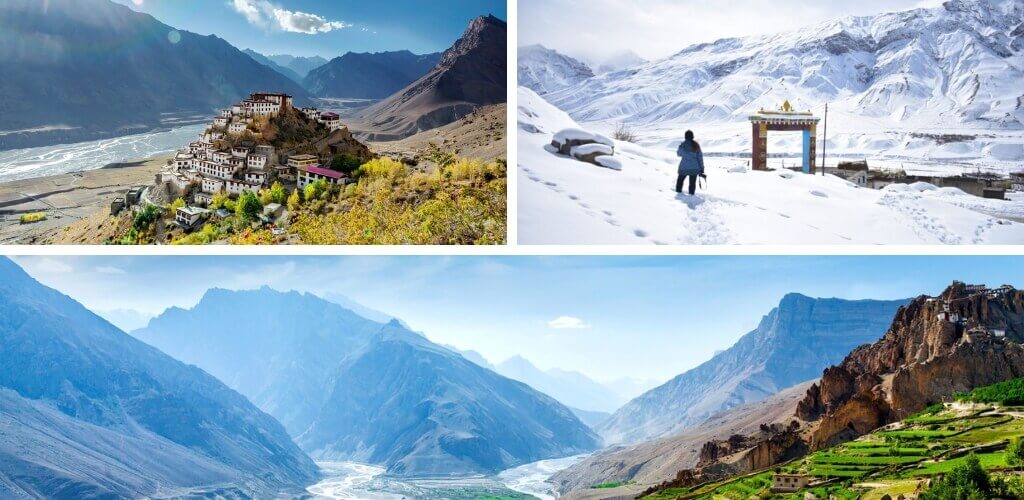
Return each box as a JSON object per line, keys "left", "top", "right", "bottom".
{"left": 519, "top": 0, "right": 1024, "bottom": 173}
{"left": 518, "top": 87, "right": 1024, "bottom": 245}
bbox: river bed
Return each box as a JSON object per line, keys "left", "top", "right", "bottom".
{"left": 0, "top": 124, "right": 204, "bottom": 184}
{"left": 305, "top": 455, "right": 587, "bottom": 500}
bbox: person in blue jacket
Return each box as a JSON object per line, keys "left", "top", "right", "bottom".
{"left": 676, "top": 130, "right": 705, "bottom": 195}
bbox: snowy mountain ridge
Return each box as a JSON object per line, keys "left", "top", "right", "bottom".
{"left": 518, "top": 44, "right": 595, "bottom": 95}
{"left": 545, "top": 0, "right": 1024, "bottom": 133}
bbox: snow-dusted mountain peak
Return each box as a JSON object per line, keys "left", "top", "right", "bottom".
{"left": 545, "top": 0, "right": 1024, "bottom": 131}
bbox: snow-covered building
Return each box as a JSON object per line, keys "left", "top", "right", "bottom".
{"left": 297, "top": 164, "right": 347, "bottom": 189}
{"left": 1012, "top": 173, "right": 1024, "bottom": 192}
{"left": 319, "top": 112, "right": 341, "bottom": 131}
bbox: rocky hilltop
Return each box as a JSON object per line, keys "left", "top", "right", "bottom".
{"left": 598, "top": 294, "right": 907, "bottom": 444}
{"left": 357, "top": 15, "right": 507, "bottom": 140}
{"left": 797, "top": 281, "right": 1024, "bottom": 448}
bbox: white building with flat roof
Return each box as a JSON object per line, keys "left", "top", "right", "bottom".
{"left": 175, "top": 206, "right": 209, "bottom": 229}
{"left": 247, "top": 154, "right": 267, "bottom": 171}
{"left": 297, "top": 164, "right": 348, "bottom": 189}
{"left": 288, "top": 154, "right": 319, "bottom": 169}
{"left": 245, "top": 170, "right": 267, "bottom": 185}
{"left": 198, "top": 161, "right": 237, "bottom": 180}
{"left": 201, "top": 176, "right": 225, "bottom": 194}
{"left": 226, "top": 179, "right": 261, "bottom": 196}
{"left": 211, "top": 151, "right": 231, "bottom": 164}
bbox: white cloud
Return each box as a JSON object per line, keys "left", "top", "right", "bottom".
{"left": 95, "top": 266, "right": 126, "bottom": 275}
{"left": 230, "top": 0, "right": 350, "bottom": 34}
{"left": 32, "top": 258, "right": 73, "bottom": 274}
{"left": 548, "top": 316, "right": 591, "bottom": 329}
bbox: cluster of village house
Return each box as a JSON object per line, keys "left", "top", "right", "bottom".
{"left": 929, "top": 284, "right": 1013, "bottom": 341}
{"left": 827, "top": 161, "right": 1024, "bottom": 200}
{"left": 140, "top": 92, "right": 353, "bottom": 230}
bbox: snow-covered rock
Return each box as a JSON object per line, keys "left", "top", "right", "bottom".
{"left": 570, "top": 143, "right": 615, "bottom": 165}
{"left": 595, "top": 156, "right": 623, "bottom": 170}
{"left": 517, "top": 44, "right": 595, "bottom": 95}
{"left": 553, "top": 128, "right": 614, "bottom": 149}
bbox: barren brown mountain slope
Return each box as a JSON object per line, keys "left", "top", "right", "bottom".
{"left": 557, "top": 381, "right": 816, "bottom": 498}
{"left": 368, "top": 104, "right": 506, "bottom": 163}
{"left": 354, "top": 15, "right": 506, "bottom": 141}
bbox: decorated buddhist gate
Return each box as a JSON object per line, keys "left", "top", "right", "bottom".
{"left": 749, "top": 101, "right": 820, "bottom": 174}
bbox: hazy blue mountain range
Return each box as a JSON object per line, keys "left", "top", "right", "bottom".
{"left": 134, "top": 287, "right": 384, "bottom": 437}
{"left": 0, "top": 0, "right": 310, "bottom": 150}
{"left": 495, "top": 355, "right": 627, "bottom": 413}
{"left": 244, "top": 48, "right": 304, "bottom": 83}
{"left": 597, "top": 294, "right": 910, "bottom": 444}
{"left": 266, "top": 53, "right": 328, "bottom": 79}
{"left": 134, "top": 287, "right": 599, "bottom": 476}
{"left": 321, "top": 291, "right": 405, "bottom": 326}
{"left": 451, "top": 348, "right": 626, "bottom": 414}
{"left": 297, "top": 321, "right": 600, "bottom": 476}
{"left": 304, "top": 50, "right": 442, "bottom": 99}
{"left": 0, "top": 258, "right": 317, "bottom": 498}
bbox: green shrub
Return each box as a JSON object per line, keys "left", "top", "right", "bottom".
{"left": 19, "top": 212, "right": 46, "bottom": 224}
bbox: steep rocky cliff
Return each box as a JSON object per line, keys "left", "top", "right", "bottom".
{"left": 797, "top": 281, "right": 1024, "bottom": 448}
{"left": 598, "top": 294, "right": 907, "bottom": 444}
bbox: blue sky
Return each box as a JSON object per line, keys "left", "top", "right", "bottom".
{"left": 13, "top": 255, "right": 1024, "bottom": 382}
{"left": 520, "top": 0, "right": 944, "bottom": 62}
{"left": 111, "top": 0, "right": 506, "bottom": 58}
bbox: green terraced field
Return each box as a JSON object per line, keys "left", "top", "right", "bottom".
{"left": 641, "top": 399, "right": 1024, "bottom": 499}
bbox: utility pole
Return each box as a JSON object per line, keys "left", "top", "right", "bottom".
{"left": 821, "top": 103, "right": 828, "bottom": 176}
